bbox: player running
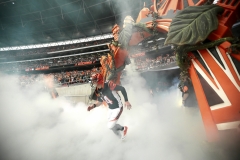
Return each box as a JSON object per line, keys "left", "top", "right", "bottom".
{"left": 87, "top": 73, "right": 132, "bottom": 140}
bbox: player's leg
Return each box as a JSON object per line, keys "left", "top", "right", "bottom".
{"left": 182, "top": 92, "right": 189, "bottom": 107}
{"left": 111, "top": 124, "right": 123, "bottom": 138}
{"left": 107, "top": 107, "right": 124, "bottom": 138}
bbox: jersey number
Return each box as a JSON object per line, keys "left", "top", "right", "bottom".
{"left": 103, "top": 96, "right": 113, "bottom": 104}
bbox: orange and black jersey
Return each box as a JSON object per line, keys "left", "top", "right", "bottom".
{"left": 95, "top": 81, "right": 128, "bottom": 109}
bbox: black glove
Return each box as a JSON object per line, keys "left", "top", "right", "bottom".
{"left": 87, "top": 104, "right": 96, "bottom": 111}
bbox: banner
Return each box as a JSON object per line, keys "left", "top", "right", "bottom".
{"left": 75, "top": 61, "right": 93, "bottom": 66}
{"left": 130, "top": 52, "right": 145, "bottom": 58}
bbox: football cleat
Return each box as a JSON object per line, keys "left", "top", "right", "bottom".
{"left": 121, "top": 126, "right": 128, "bottom": 140}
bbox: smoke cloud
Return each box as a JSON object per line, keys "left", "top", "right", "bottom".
{"left": 0, "top": 68, "right": 225, "bottom": 160}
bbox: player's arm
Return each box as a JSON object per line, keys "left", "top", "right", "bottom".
{"left": 87, "top": 100, "right": 102, "bottom": 111}
{"left": 112, "top": 84, "right": 132, "bottom": 110}
{"left": 114, "top": 85, "right": 128, "bottom": 101}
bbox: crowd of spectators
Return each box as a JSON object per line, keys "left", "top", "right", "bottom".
{"left": 53, "top": 68, "right": 100, "bottom": 86}
{"left": 0, "top": 38, "right": 111, "bottom": 58}
{"left": 134, "top": 53, "right": 176, "bottom": 71}
{"left": 19, "top": 68, "right": 101, "bottom": 88}
{"left": 0, "top": 54, "right": 104, "bottom": 72}
{"left": 129, "top": 40, "right": 166, "bottom": 54}
{"left": 19, "top": 74, "right": 45, "bottom": 88}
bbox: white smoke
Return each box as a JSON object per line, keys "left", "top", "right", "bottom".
{"left": 0, "top": 66, "right": 227, "bottom": 160}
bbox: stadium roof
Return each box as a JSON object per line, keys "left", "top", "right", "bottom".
{"left": 0, "top": 0, "right": 152, "bottom": 48}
